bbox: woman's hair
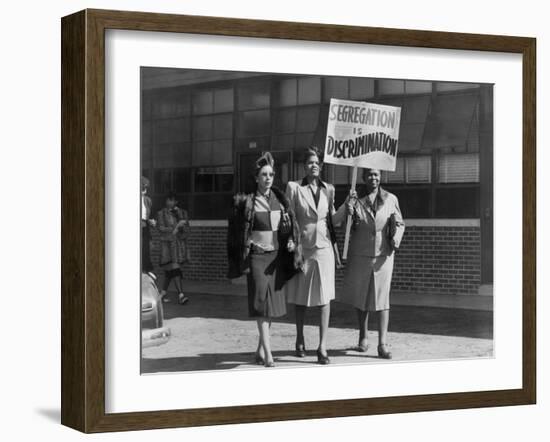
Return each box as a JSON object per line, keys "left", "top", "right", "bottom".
{"left": 254, "top": 151, "right": 275, "bottom": 176}
{"left": 165, "top": 191, "right": 178, "bottom": 202}
{"left": 302, "top": 146, "right": 323, "bottom": 164}
{"left": 362, "top": 167, "right": 382, "bottom": 180}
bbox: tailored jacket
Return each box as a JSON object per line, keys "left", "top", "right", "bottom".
{"left": 285, "top": 178, "right": 336, "bottom": 250}
{"left": 344, "top": 187, "right": 405, "bottom": 257}
{"left": 226, "top": 186, "right": 303, "bottom": 280}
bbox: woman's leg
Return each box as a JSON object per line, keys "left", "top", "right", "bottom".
{"left": 377, "top": 309, "right": 392, "bottom": 359}
{"left": 295, "top": 304, "right": 306, "bottom": 348}
{"left": 160, "top": 270, "right": 174, "bottom": 301}
{"left": 171, "top": 269, "right": 182, "bottom": 293}
{"left": 172, "top": 269, "right": 189, "bottom": 304}
{"left": 356, "top": 308, "right": 369, "bottom": 349}
{"left": 256, "top": 318, "right": 274, "bottom": 366}
{"left": 378, "top": 309, "right": 390, "bottom": 345}
{"left": 318, "top": 303, "right": 330, "bottom": 354}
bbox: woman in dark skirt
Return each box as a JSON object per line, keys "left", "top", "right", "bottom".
{"left": 227, "top": 152, "right": 302, "bottom": 367}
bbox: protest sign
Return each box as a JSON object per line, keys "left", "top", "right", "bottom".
{"left": 324, "top": 98, "right": 401, "bottom": 171}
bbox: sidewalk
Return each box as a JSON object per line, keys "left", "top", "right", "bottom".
{"left": 142, "top": 282, "right": 494, "bottom": 374}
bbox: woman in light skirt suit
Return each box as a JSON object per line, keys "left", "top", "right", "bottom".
{"left": 336, "top": 168, "right": 405, "bottom": 359}
{"left": 285, "top": 146, "right": 338, "bottom": 364}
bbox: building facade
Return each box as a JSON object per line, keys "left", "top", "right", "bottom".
{"left": 142, "top": 68, "right": 493, "bottom": 296}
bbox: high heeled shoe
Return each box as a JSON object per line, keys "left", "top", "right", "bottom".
{"left": 377, "top": 344, "right": 392, "bottom": 359}
{"left": 354, "top": 343, "right": 369, "bottom": 353}
{"left": 295, "top": 343, "right": 306, "bottom": 358}
{"left": 264, "top": 360, "right": 275, "bottom": 368}
{"left": 254, "top": 353, "right": 265, "bottom": 365}
{"left": 316, "top": 349, "right": 330, "bottom": 365}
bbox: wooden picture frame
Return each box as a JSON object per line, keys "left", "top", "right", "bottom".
{"left": 61, "top": 8, "right": 536, "bottom": 433}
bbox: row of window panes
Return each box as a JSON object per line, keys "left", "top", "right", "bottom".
{"left": 327, "top": 153, "right": 479, "bottom": 185}
{"left": 332, "top": 186, "right": 480, "bottom": 219}
{"left": 149, "top": 153, "right": 478, "bottom": 200}
{"left": 147, "top": 144, "right": 479, "bottom": 180}
{"left": 152, "top": 167, "right": 234, "bottom": 194}
{"left": 145, "top": 78, "right": 481, "bottom": 120}
{"left": 147, "top": 96, "right": 475, "bottom": 154}
{"left": 386, "top": 154, "right": 478, "bottom": 183}
{"left": 145, "top": 107, "right": 324, "bottom": 146}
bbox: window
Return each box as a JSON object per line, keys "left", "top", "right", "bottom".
{"left": 438, "top": 153, "right": 480, "bottom": 183}
{"left": 298, "top": 77, "right": 321, "bottom": 105}
{"left": 173, "top": 168, "right": 192, "bottom": 193}
{"left": 195, "top": 167, "right": 235, "bottom": 192}
{"left": 193, "top": 87, "right": 234, "bottom": 114}
{"left": 349, "top": 78, "right": 375, "bottom": 100}
{"left": 278, "top": 79, "right": 297, "bottom": 107}
{"left": 436, "top": 82, "right": 480, "bottom": 92}
{"left": 214, "top": 88, "right": 234, "bottom": 113}
{"left": 435, "top": 187, "right": 479, "bottom": 218}
{"left": 153, "top": 168, "right": 172, "bottom": 195}
{"left": 324, "top": 77, "right": 349, "bottom": 102}
{"left": 423, "top": 93, "right": 479, "bottom": 151}
{"left": 380, "top": 156, "right": 430, "bottom": 184}
{"left": 405, "top": 81, "right": 432, "bottom": 94}
{"left": 152, "top": 94, "right": 191, "bottom": 118}
{"left": 238, "top": 81, "right": 270, "bottom": 110}
{"left": 378, "top": 79, "right": 405, "bottom": 96}
{"left": 382, "top": 157, "right": 405, "bottom": 183}
{"left": 238, "top": 110, "right": 270, "bottom": 137}
{"left": 192, "top": 90, "right": 213, "bottom": 115}
{"left": 192, "top": 114, "right": 233, "bottom": 166}
{"left": 406, "top": 156, "right": 432, "bottom": 183}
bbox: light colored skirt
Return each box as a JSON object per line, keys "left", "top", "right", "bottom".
{"left": 286, "top": 246, "right": 335, "bottom": 307}
{"left": 339, "top": 254, "right": 394, "bottom": 311}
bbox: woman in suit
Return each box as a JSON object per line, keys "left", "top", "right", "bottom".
{"left": 156, "top": 192, "right": 191, "bottom": 305}
{"left": 336, "top": 168, "right": 405, "bottom": 359}
{"left": 285, "top": 146, "right": 338, "bottom": 365}
{"left": 227, "top": 152, "right": 302, "bottom": 367}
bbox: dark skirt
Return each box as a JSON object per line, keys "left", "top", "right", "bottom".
{"left": 247, "top": 251, "right": 287, "bottom": 318}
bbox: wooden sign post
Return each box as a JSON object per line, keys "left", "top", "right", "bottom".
{"left": 342, "top": 166, "right": 358, "bottom": 260}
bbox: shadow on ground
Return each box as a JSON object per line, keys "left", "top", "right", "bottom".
{"left": 161, "top": 292, "right": 492, "bottom": 340}
{"left": 142, "top": 348, "right": 392, "bottom": 373}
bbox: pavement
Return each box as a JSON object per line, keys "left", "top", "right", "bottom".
{"left": 141, "top": 284, "right": 493, "bottom": 374}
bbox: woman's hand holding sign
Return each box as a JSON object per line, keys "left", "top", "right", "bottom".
{"left": 345, "top": 189, "right": 358, "bottom": 216}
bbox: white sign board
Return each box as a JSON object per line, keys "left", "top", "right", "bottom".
{"left": 324, "top": 99, "right": 401, "bottom": 171}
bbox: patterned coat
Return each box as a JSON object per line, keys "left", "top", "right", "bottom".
{"left": 226, "top": 186, "right": 303, "bottom": 281}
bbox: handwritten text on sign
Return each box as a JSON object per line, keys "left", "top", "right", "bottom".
{"left": 324, "top": 99, "right": 401, "bottom": 171}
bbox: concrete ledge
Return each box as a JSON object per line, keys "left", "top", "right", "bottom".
{"left": 404, "top": 219, "right": 480, "bottom": 227}
{"left": 189, "top": 219, "right": 480, "bottom": 228}
{"left": 391, "top": 291, "right": 493, "bottom": 311}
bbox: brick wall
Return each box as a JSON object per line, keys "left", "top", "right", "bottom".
{"left": 150, "top": 221, "right": 481, "bottom": 295}
{"left": 151, "top": 224, "right": 228, "bottom": 282}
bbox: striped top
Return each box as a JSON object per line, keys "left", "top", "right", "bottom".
{"left": 250, "top": 190, "right": 282, "bottom": 251}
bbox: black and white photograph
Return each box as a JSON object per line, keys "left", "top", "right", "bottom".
{"left": 139, "top": 68, "right": 494, "bottom": 373}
